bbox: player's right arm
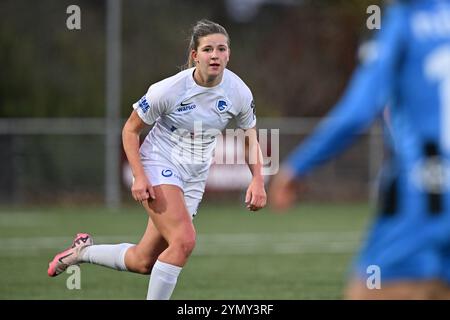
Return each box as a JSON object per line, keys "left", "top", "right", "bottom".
{"left": 124, "top": 79, "right": 173, "bottom": 202}
{"left": 122, "top": 110, "right": 156, "bottom": 202}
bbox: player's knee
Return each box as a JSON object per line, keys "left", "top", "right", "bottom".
{"left": 172, "top": 234, "right": 196, "bottom": 258}
{"left": 179, "top": 236, "right": 196, "bottom": 257}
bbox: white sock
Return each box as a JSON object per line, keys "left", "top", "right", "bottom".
{"left": 147, "top": 260, "right": 182, "bottom": 300}
{"left": 80, "top": 243, "right": 133, "bottom": 271}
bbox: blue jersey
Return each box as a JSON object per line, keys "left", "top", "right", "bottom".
{"left": 285, "top": 0, "right": 450, "bottom": 282}
{"left": 286, "top": 0, "right": 450, "bottom": 214}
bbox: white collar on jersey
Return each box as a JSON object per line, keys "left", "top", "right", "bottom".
{"left": 188, "top": 67, "right": 226, "bottom": 90}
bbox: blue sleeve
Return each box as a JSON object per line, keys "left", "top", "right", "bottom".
{"left": 285, "top": 4, "right": 408, "bottom": 177}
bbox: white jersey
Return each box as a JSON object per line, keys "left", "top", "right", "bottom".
{"left": 133, "top": 67, "right": 256, "bottom": 181}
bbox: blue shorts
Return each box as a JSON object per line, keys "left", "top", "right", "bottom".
{"left": 351, "top": 212, "right": 450, "bottom": 284}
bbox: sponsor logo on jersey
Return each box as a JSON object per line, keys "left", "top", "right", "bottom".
{"left": 161, "top": 169, "right": 173, "bottom": 177}
{"left": 138, "top": 96, "right": 150, "bottom": 113}
{"left": 176, "top": 103, "right": 196, "bottom": 113}
{"left": 216, "top": 100, "right": 228, "bottom": 112}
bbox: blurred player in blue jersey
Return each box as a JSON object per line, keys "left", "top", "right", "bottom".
{"left": 270, "top": 0, "right": 450, "bottom": 299}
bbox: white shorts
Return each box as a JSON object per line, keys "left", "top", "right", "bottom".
{"left": 142, "top": 163, "right": 206, "bottom": 217}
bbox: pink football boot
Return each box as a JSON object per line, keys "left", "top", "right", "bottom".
{"left": 47, "top": 233, "right": 93, "bottom": 277}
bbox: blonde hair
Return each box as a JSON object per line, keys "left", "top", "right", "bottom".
{"left": 186, "top": 19, "right": 230, "bottom": 68}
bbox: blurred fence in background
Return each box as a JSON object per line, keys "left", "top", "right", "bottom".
{"left": 1, "top": 0, "right": 385, "bottom": 207}
{"left": 0, "top": 117, "right": 383, "bottom": 206}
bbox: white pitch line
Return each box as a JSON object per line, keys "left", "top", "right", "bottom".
{"left": 0, "top": 232, "right": 362, "bottom": 256}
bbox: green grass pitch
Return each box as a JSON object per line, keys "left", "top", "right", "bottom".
{"left": 0, "top": 202, "right": 371, "bottom": 299}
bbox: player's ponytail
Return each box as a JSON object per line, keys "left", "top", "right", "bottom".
{"left": 185, "top": 19, "right": 230, "bottom": 69}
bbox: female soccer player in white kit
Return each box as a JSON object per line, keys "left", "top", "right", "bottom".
{"left": 47, "top": 19, "right": 267, "bottom": 300}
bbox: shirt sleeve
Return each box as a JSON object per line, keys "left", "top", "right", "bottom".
{"left": 285, "top": 3, "right": 407, "bottom": 177}
{"left": 236, "top": 88, "right": 257, "bottom": 129}
{"left": 132, "top": 84, "right": 169, "bottom": 125}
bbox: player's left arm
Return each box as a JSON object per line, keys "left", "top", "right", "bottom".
{"left": 244, "top": 126, "right": 267, "bottom": 211}
{"left": 235, "top": 86, "right": 266, "bottom": 211}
